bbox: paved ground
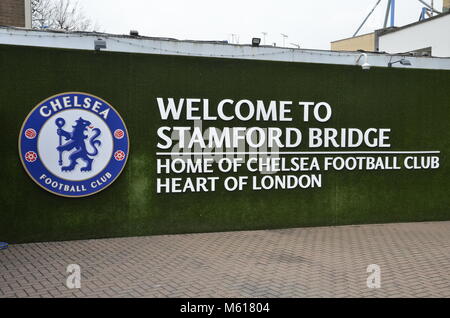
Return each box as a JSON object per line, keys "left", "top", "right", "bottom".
{"left": 1, "top": 221, "right": 449, "bottom": 298}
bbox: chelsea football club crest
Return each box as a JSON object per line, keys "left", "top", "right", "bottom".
{"left": 19, "top": 92, "right": 129, "bottom": 197}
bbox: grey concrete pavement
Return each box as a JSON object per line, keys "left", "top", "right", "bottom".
{"left": 1, "top": 221, "right": 450, "bottom": 298}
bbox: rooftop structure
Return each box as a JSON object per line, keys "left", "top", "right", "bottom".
{"left": 331, "top": 1, "right": 450, "bottom": 58}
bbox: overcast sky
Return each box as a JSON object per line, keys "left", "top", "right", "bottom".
{"left": 78, "top": 0, "right": 443, "bottom": 49}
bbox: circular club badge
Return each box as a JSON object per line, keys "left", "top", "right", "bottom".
{"left": 19, "top": 92, "right": 129, "bottom": 197}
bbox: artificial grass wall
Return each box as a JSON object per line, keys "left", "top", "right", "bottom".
{"left": 0, "top": 44, "right": 449, "bottom": 243}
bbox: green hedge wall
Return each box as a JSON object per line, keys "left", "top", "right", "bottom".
{"left": 0, "top": 44, "right": 449, "bottom": 243}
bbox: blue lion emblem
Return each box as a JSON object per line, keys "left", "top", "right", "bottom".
{"left": 55, "top": 117, "right": 101, "bottom": 172}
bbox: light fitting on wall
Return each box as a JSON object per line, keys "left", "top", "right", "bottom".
{"left": 388, "top": 58, "right": 412, "bottom": 68}
{"left": 94, "top": 38, "right": 107, "bottom": 51}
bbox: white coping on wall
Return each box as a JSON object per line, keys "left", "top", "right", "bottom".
{"left": 1, "top": 26, "right": 450, "bottom": 70}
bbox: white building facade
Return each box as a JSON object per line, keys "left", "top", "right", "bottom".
{"left": 378, "top": 12, "right": 450, "bottom": 57}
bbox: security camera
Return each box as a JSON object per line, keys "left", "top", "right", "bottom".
{"left": 361, "top": 62, "right": 371, "bottom": 70}
{"left": 355, "top": 53, "right": 371, "bottom": 71}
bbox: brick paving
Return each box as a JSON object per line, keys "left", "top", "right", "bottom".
{"left": 1, "top": 221, "right": 449, "bottom": 298}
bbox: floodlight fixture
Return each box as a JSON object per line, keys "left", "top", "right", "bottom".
{"left": 252, "top": 38, "right": 261, "bottom": 47}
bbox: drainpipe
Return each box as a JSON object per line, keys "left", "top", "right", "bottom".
{"left": 24, "top": 0, "right": 32, "bottom": 28}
